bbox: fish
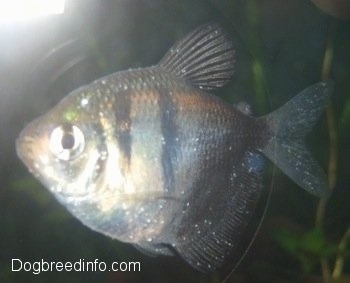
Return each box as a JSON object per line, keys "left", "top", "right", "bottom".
{"left": 16, "top": 24, "right": 332, "bottom": 272}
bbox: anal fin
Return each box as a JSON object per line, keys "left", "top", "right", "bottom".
{"left": 134, "top": 243, "right": 174, "bottom": 257}
{"left": 174, "top": 151, "right": 264, "bottom": 272}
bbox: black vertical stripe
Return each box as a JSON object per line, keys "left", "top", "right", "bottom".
{"left": 114, "top": 91, "right": 132, "bottom": 165}
{"left": 158, "top": 89, "right": 177, "bottom": 193}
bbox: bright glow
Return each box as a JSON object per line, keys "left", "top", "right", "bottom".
{"left": 0, "top": 0, "right": 65, "bottom": 22}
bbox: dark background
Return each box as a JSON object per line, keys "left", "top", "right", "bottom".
{"left": 0, "top": 0, "right": 349, "bottom": 282}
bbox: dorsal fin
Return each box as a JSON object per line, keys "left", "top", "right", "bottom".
{"left": 158, "top": 23, "right": 235, "bottom": 90}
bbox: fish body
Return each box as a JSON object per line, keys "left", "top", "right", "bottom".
{"left": 16, "top": 24, "right": 332, "bottom": 272}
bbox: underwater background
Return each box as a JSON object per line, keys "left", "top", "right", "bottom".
{"left": 0, "top": 0, "right": 349, "bottom": 282}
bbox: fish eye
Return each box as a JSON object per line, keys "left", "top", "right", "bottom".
{"left": 49, "top": 124, "right": 85, "bottom": 161}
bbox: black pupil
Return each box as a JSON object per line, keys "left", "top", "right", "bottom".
{"left": 61, "top": 132, "right": 75, "bottom": 149}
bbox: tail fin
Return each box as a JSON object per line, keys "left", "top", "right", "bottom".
{"left": 258, "top": 81, "right": 333, "bottom": 196}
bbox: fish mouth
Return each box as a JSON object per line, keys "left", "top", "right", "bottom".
{"left": 16, "top": 122, "right": 49, "bottom": 177}
{"left": 16, "top": 132, "right": 35, "bottom": 169}
{"left": 16, "top": 113, "right": 53, "bottom": 164}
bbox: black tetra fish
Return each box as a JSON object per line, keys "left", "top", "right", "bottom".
{"left": 16, "top": 24, "right": 332, "bottom": 272}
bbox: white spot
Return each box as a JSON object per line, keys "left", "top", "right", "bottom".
{"left": 80, "top": 98, "right": 89, "bottom": 107}
{"left": 38, "top": 154, "right": 50, "bottom": 165}
{"left": 99, "top": 151, "right": 107, "bottom": 161}
{"left": 53, "top": 185, "right": 62, "bottom": 193}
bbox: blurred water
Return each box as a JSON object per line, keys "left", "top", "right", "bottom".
{"left": 0, "top": 1, "right": 349, "bottom": 282}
